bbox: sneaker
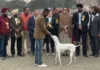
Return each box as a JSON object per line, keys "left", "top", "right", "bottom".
{"left": 34, "top": 64, "right": 38, "bottom": 66}
{"left": 6, "top": 55, "right": 11, "bottom": 58}
{"left": 38, "top": 63, "right": 48, "bottom": 67}
{"left": 11, "top": 55, "right": 14, "bottom": 57}
{"left": 1, "top": 57, "right": 6, "bottom": 60}
{"left": 47, "top": 53, "right": 49, "bottom": 56}
{"left": 52, "top": 53, "right": 55, "bottom": 56}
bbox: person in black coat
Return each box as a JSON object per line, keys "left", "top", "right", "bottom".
{"left": 28, "top": 10, "right": 39, "bottom": 55}
{"left": 89, "top": 6, "right": 100, "bottom": 57}
{"left": 10, "top": 9, "right": 23, "bottom": 57}
{"left": 52, "top": 8, "right": 60, "bottom": 37}
{"left": 45, "top": 12, "right": 56, "bottom": 55}
{"left": 72, "top": 4, "right": 89, "bottom": 57}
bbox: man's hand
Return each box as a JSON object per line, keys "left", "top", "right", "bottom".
{"left": 98, "top": 34, "right": 100, "bottom": 37}
{"left": 16, "top": 29, "right": 19, "bottom": 33}
{"left": 63, "top": 26, "right": 67, "bottom": 30}
{"left": 78, "top": 25, "right": 83, "bottom": 30}
{"left": 64, "top": 29, "right": 68, "bottom": 34}
{"left": 48, "top": 32, "right": 51, "bottom": 36}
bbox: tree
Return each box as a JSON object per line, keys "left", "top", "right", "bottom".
{"left": 28, "top": 0, "right": 50, "bottom": 10}
{"left": 0, "top": 0, "right": 7, "bottom": 9}
{"left": 64, "top": 0, "right": 76, "bottom": 8}
{"left": 7, "top": 0, "right": 26, "bottom": 9}
{"left": 98, "top": 0, "right": 100, "bottom": 5}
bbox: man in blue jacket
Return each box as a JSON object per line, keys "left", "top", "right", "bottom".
{"left": 28, "top": 10, "right": 39, "bottom": 55}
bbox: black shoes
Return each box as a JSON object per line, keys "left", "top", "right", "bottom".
{"left": 94, "top": 55, "right": 99, "bottom": 58}
{"left": 11, "top": 55, "right": 14, "bottom": 57}
{"left": 90, "top": 54, "right": 95, "bottom": 56}
{"left": 75, "top": 54, "right": 80, "bottom": 56}
{"left": 18, "top": 54, "right": 24, "bottom": 57}
{"left": 83, "top": 55, "right": 88, "bottom": 57}
{"left": 90, "top": 53, "right": 99, "bottom": 57}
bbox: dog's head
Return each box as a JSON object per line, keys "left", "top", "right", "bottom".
{"left": 51, "top": 35, "right": 58, "bottom": 43}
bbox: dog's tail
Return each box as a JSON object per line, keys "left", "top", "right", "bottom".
{"left": 75, "top": 42, "right": 80, "bottom": 47}
{"left": 75, "top": 44, "right": 80, "bottom": 47}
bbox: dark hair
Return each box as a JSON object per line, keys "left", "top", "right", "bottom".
{"left": 63, "top": 8, "right": 70, "bottom": 12}
{"left": 23, "top": 7, "right": 28, "bottom": 11}
{"left": 76, "top": 4, "right": 83, "bottom": 8}
{"left": 53, "top": 8, "right": 56, "bottom": 10}
{"left": 43, "top": 8, "right": 50, "bottom": 12}
{"left": 92, "top": 6, "right": 100, "bottom": 13}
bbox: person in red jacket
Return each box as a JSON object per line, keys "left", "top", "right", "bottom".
{"left": 0, "top": 8, "right": 10, "bottom": 60}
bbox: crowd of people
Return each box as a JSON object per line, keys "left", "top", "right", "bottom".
{"left": 0, "top": 3, "right": 100, "bottom": 67}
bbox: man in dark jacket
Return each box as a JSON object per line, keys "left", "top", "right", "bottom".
{"left": 52, "top": 8, "right": 60, "bottom": 37}
{"left": 28, "top": 10, "right": 39, "bottom": 55}
{"left": 89, "top": 6, "right": 100, "bottom": 57}
{"left": 72, "top": 4, "right": 89, "bottom": 57}
{"left": 10, "top": 9, "right": 23, "bottom": 57}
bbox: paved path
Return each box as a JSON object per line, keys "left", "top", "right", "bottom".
{"left": 0, "top": 40, "right": 100, "bottom": 70}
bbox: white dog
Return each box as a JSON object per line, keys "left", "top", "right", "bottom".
{"left": 51, "top": 35, "right": 80, "bottom": 66}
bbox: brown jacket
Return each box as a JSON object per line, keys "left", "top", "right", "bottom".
{"left": 59, "top": 13, "right": 73, "bottom": 38}
{"left": 34, "top": 14, "right": 50, "bottom": 39}
{"left": 10, "top": 17, "right": 23, "bottom": 37}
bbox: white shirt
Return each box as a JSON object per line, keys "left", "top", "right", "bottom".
{"left": 92, "top": 13, "right": 99, "bottom": 21}
{"left": 48, "top": 17, "right": 52, "bottom": 22}
{"left": 78, "top": 13, "right": 82, "bottom": 25}
{"left": 87, "top": 14, "right": 91, "bottom": 29}
{"left": 15, "top": 18, "right": 18, "bottom": 25}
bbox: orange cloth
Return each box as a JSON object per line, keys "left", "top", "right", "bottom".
{"left": 21, "top": 13, "right": 32, "bottom": 31}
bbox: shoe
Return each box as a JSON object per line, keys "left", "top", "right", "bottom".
{"left": 38, "top": 63, "right": 48, "bottom": 67}
{"left": 34, "top": 64, "right": 38, "bottom": 66}
{"left": 52, "top": 53, "right": 55, "bottom": 56}
{"left": 18, "top": 54, "right": 24, "bottom": 57}
{"left": 1, "top": 57, "right": 6, "bottom": 60}
{"left": 94, "top": 55, "right": 99, "bottom": 58}
{"left": 90, "top": 54, "right": 95, "bottom": 56}
{"left": 30, "top": 53, "right": 34, "bottom": 56}
{"left": 6, "top": 55, "right": 11, "bottom": 58}
{"left": 11, "top": 55, "right": 14, "bottom": 57}
{"left": 75, "top": 54, "right": 80, "bottom": 56}
{"left": 83, "top": 55, "right": 88, "bottom": 57}
{"left": 28, "top": 51, "right": 31, "bottom": 54}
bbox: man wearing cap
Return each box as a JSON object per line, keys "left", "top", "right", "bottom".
{"left": 0, "top": 8, "right": 10, "bottom": 60}
{"left": 10, "top": 9, "right": 23, "bottom": 57}
{"left": 72, "top": 4, "right": 89, "bottom": 57}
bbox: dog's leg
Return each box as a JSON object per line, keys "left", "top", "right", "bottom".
{"left": 58, "top": 52, "right": 62, "bottom": 66}
{"left": 55, "top": 52, "right": 58, "bottom": 64}
{"left": 67, "top": 52, "right": 73, "bottom": 65}
{"left": 73, "top": 53, "right": 76, "bottom": 63}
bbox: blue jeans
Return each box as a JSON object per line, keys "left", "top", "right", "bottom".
{"left": 0, "top": 36, "right": 4, "bottom": 57}
{"left": 29, "top": 32, "right": 35, "bottom": 54}
{"left": 0, "top": 35, "right": 9, "bottom": 57}
{"left": 35, "top": 39, "right": 43, "bottom": 65}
